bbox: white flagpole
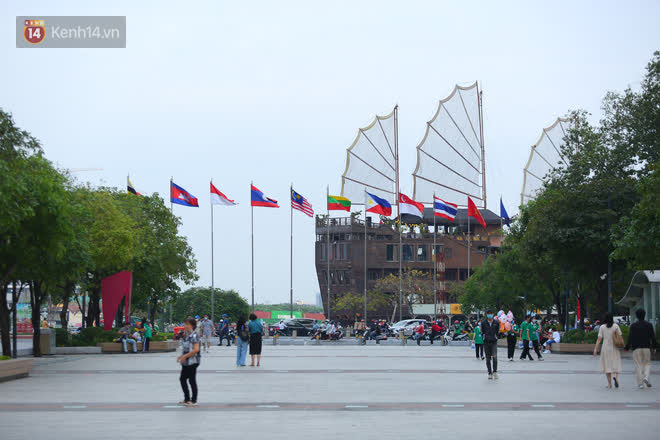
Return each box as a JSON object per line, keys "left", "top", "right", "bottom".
{"left": 210, "top": 180, "right": 215, "bottom": 323}
{"left": 364, "top": 190, "right": 368, "bottom": 324}
{"left": 433, "top": 193, "right": 437, "bottom": 321}
{"left": 251, "top": 181, "right": 255, "bottom": 311}
{"left": 326, "top": 185, "right": 331, "bottom": 321}
{"left": 467, "top": 204, "right": 471, "bottom": 280}
{"left": 394, "top": 106, "right": 402, "bottom": 322}
{"left": 290, "top": 184, "right": 294, "bottom": 318}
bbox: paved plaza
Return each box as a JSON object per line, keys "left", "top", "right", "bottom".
{"left": 1, "top": 344, "right": 659, "bottom": 439}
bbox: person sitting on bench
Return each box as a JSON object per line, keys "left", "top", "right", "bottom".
{"left": 116, "top": 322, "right": 137, "bottom": 353}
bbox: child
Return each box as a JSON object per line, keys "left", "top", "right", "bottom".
{"left": 473, "top": 324, "right": 484, "bottom": 360}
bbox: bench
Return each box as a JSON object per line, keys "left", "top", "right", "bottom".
{"left": 97, "top": 340, "right": 178, "bottom": 353}
{"left": 0, "top": 358, "right": 34, "bottom": 383}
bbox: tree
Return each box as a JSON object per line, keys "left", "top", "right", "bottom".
{"left": 172, "top": 287, "right": 249, "bottom": 323}
{"left": 375, "top": 269, "right": 435, "bottom": 318}
{"left": 333, "top": 291, "right": 390, "bottom": 321}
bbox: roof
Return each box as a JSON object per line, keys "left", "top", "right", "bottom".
{"left": 303, "top": 313, "right": 326, "bottom": 321}
{"left": 400, "top": 207, "right": 502, "bottom": 226}
{"left": 253, "top": 311, "right": 271, "bottom": 319}
{"left": 617, "top": 270, "right": 660, "bottom": 308}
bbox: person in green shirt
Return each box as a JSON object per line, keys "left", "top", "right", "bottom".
{"left": 529, "top": 318, "right": 544, "bottom": 360}
{"left": 139, "top": 320, "right": 153, "bottom": 353}
{"left": 507, "top": 321, "right": 518, "bottom": 361}
{"left": 519, "top": 316, "right": 533, "bottom": 360}
{"left": 473, "top": 325, "right": 484, "bottom": 360}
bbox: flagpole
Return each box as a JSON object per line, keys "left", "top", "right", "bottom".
{"left": 251, "top": 181, "right": 255, "bottom": 312}
{"left": 170, "top": 177, "right": 173, "bottom": 212}
{"left": 394, "top": 105, "right": 402, "bottom": 322}
{"left": 433, "top": 193, "right": 437, "bottom": 321}
{"left": 364, "top": 190, "right": 368, "bottom": 324}
{"left": 290, "top": 184, "right": 294, "bottom": 318}
{"left": 210, "top": 180, "right": 215, "bottom": 323}
{"left": 326, "top": 185, "right": 331, "bottom": 321}
{"left": 467, "top": 207, "right": 471, "bottom": 280}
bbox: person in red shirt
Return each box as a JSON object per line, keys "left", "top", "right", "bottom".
{"left": 430, "top": 322, "right": 442, "bottom": 344}
{"left": 415, "top": 322, "right": 426, "bottom": 346}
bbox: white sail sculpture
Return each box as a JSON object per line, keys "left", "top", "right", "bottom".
{"left": 412, "top": 82, "right": 486, "bottom": 207}
{"left": 520, "top": 117, "right": 571, "bottom": 206}
{"left": 340, "top": 106, "right": 399, "bottom": 204}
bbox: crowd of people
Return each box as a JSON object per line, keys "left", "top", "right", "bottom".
{"left": 130, "top": 308, "right": 655, "bottom": 407}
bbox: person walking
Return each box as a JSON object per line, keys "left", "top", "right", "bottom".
{"left": 217, "top": 314, "right": 231, "bottom": 346}
{"left": 177, "top": 317, "right": 201, "bottom": 406}
{"left": 235, "top": 316, "right": 249, "bottom": 367}
{"left": 473, "top": 323, "right": 484, "bottom": 360}
{"left": 625, "top": 308, "right": 656, "bottom": 389}
{"left": 506, "top": 321, "right": 518, "bottom": 361}
{"left": 529, "top": 317, "right": 544, "bottom": 361}
{"left": 519, "top": 315, "right": 533, "bottom": 360}
{"left": 199, "top": 314, "right": 215, "bottom": 353}
{"left": 481, "top": 310, "right": 499, "bottom": 380}
{"left": 593, "top": 312, "right": 623, "bottom": 389}
{"left": 248, "top": 313, "right": 263, "bottom": 367}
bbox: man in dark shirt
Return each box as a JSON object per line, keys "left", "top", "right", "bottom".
{"left": 625, "top": 308, "right": 656, "bottom": 388}
{"left": 481, "top": 309, "right": 500, "bottom": 380}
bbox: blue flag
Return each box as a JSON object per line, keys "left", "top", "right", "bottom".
{"left": 500, "top": 197, "right": 510, "bottom": 227}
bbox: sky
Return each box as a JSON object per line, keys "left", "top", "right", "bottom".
{"left": 2, "top": 1, "right": 659, "bottom": 305}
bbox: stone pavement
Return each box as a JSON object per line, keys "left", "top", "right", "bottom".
{"left": 1, "top": 344, "right": 658, "bottom": 439}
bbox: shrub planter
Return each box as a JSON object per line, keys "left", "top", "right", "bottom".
{"left": 98, "top": 340, "right": 178, "bottom": 353}
{"left": 0, "top": 358, "right": 34, "bottom": 383}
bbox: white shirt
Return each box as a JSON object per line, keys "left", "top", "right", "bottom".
{"left": 552, "top": 331, "right": 561, "bottom": 343}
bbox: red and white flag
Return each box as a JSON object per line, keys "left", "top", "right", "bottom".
{"left": 210, "top": 182, "right": 237, "bottom": 206}
{"left": 398, "top": 193, "right": 424, "bottom": 218}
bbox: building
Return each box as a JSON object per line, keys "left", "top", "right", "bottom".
{"left": 315, "top": 207, "right": 503, "bottom": 321}
{"left": 617, "top": 270, "right": 660, "bottom": 325}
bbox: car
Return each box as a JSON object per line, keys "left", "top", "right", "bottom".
{"left": 390, "top": 319, "right": 428, "bottom": 336}
{"left": 274, "top": 318, "right": 317, "bottom": 336}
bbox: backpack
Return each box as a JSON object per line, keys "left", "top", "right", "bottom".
{"left": 239, "top": 324, "right": 249, "bottom": 342}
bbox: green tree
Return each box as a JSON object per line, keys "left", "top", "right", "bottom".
{"left": 375, "top": 269, "right": 435, "bottom": 317}
{"left": 172, "top": 287, "right": 249, "bottom": 323}
{"left": 333, "top": 290, "right": 390, "bottom": 321}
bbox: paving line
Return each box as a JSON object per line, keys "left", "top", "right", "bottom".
{"left": 256, "top": 405, "right": 280, "bottom": 408}
{"left": 531, "top": 404, "right": 555, "bottom": 408}
{"left": 441, "top": 404, "right": 465, "bottom": 408}
{"left": 345, "top": 405, "right": 369, "bottom": 408}
{"left": 62, "top": 405, "right": 87, "bottom": 409}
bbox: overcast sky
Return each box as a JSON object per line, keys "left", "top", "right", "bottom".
{"left": 2, "top": 1, "right": 658, "bottom": 304}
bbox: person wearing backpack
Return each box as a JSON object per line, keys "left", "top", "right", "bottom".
{"left": 235, "top": 316, "right": 249, "bottom": 367}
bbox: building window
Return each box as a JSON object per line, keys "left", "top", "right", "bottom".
{"left": 386, "top": 244, "right": 399, "bottom": 261}
{"left": 344, "top": 270, "right": 351, "bottom": 285}
{"left": 445, "top": 269, "right": 457, "bottom": 281}
{"left": 402, "top": 245, "right": 413, "bottom": 262}
{"left": 444, "top": 247, "right": 453, "bottom": 259}
{"left": 330, "top": 271, "right": 337, "bottom": 285}
{"left": 368, "top": 270, "right": 379, "bottom": 281}
{"left": 417, "top": 245, "right": 428, "bottom": 261}
{"left": 320, "top": 243, "right": 327, "bottom": 261}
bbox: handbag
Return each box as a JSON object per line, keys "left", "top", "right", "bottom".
{"left": 613, "top": 328, "right": 625, "bottom": 349}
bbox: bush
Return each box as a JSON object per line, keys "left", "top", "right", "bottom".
{"left": 0, "top": 355, "right": 10, "bottom": 361}
{"left": 562, "top": 329, "right": 598, "bottom": 344}
{"left": 152, "top": 332, "right": 173, "bottom": 342}
{"left": 55, "top": 328, "right": 71, "bottom": 347}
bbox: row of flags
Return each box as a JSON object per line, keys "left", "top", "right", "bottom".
{"left": 128, "top": 177, "right": 511, "bottom": 226}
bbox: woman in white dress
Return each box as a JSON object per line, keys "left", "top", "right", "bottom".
{"left": 593, "top": 312, "right": 622, "bottom": 389}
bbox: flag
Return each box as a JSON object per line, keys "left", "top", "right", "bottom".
{"left": 210, "top": 182, "right": 236, "bottom": 206}
{"left": 500, "top": 197, "right": 510, "bottom": 227}
{"left": 170, "top": 181, "right": 199, "bottom": 207}
{"left": 398, "top": 193, "right": 424, "bottom": 218}
{"left": 365, "top": 191, "right": 392, "bottom": 216}
{"left": 467, "top": 196, "right": 486, "bottom": 228}
{"left": 291, "top": 188, "right": 314, "bottom": 217}
{"left": 127, "top": 177, "right": 142, "bottom": 196}
{"left": 251, "top": 184, "right": 279, "bottom": 208}
{"left": 327, "top": 195, "right": 351, "bottom": 211}
{"left": 433, "top": 197, "right": 457, "bottom": 221}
